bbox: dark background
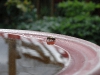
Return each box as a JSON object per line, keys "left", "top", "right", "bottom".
{"left": 0, "top": 0, "right": 100, "bottom": 45}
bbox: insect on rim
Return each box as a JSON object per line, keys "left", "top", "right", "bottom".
{"left": 46, "top": 36, "right": 56, "bottom": 45}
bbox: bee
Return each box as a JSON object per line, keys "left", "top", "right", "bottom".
{"left": 46, "top": 36, "right": 56, "bottom": 45}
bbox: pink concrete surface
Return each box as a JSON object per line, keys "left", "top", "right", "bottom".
{"left": 0, "top": 29, "right": 100, "bottom": 75}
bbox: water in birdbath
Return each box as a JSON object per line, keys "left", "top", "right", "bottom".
{"left": 0, "top": 33, "right": 69, "bottom": 75}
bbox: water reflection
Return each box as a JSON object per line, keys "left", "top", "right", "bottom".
{"left": 0, "top": 34, "right": 69, "bottom": 75}
{"left": 0, "top": 37, "right": 8, "bottom": 75}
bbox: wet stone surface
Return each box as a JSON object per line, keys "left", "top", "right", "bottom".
{"left": 0, "top": 34, "right": 69, "bottom": 75}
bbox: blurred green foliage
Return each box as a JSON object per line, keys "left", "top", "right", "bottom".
{"left": 0, "top": 0, "right": 35, "bottom": 29}
{"left": 18, "top": 0, "right": 100, "bottom": 45}
{"left": 1, "top": 0, "right": 100, "bottom": 45}
{"left": 51, "top": 1, "right": 100, "bottom": 45}
{"left": 17, "top": 16, "right": 64, "bottom": 31}
{"left": 58, "top": 1, "right": 100, "bottom": 17}
{"left": 51, "top": 16, "right": 100, "bottom": 44}
{"left": 6, "top": 0, "right": 34, "bottom": 12}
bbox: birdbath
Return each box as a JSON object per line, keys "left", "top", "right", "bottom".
{"left": 0, "top": 29, "right": 100, "bottom": 75}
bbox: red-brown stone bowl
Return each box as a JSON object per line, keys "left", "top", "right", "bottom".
{"left": 0, "top": 29, "right": 100, "bottom": 75}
